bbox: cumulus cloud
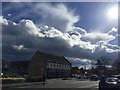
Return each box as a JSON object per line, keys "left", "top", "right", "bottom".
{"left": 34, "top": 3, "right": 79, "bottom": 32}
{"left": 1, "top": 16, "right": 118, "bottom": 63}
{"left": 81, "top": 32, "right": 116, "bottom": 44}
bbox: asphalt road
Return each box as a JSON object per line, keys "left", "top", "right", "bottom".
{"left": 17, "top": 78, "right": 99, "bottom": 89}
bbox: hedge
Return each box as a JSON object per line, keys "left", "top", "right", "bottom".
{"left": 1, "top": 78, "right": 25, "bottom": 84}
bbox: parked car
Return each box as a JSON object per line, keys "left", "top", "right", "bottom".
{"left": 106, "top": 77, "right": 118, "bottom": 88}
{"left": 78, "top": 75, "right": 89, "bottom": 79}
{"left": 13, "top": 75, "right": 25, "bottom": 80}
{"left": 90, "top": 75, "right": 99, "bottom": 81}
{"left": 111, "top": 75, "right": 120, "bottom": 83}
{"left": 22, "top": 75, "right": 29, "bottom": 81}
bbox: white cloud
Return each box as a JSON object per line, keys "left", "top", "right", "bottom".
{"left": 81, "top": 32, "right": 116, "bottom": 44}
{"left": 8, "top": 14, "right": 12, "bottom": 17}
{"left": 0, "top": 16, "right": 8, "bottom": 25}
{"left": 72, "top": 27, "right": 87, "bottom": 35}
{"left": 35, "top": 3, "right": 79, "bottom": 32}
{"left": 13, "top": 45, "right": 24, "bottom": 50}
{"left": 66, "top": 57, "right": 95, "bottom": 69}
{"left": 41, "top": 27, "right": 63, "bottom": 38}
{"left": 108, "top": 27, "right": 118, "bottom": 34}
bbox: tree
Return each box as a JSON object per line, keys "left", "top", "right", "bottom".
{"left": 112, "top": 59, "right": 120, "bottom": 74}
{"left": 97, "top": 56, "right": 110, "bottom": 76}
{"left": 99, "top": 57, "right": 109, "bottom": 67}
{"left": 96, "top": 59, "right": 102, "bottom": 68}
{"left": 80, "top": 67, "right": 85, "bottom": 74}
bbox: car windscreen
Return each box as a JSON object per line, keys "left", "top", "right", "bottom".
{"left": 13, "top": 75, "right": 23, "bottom": 78}
{"left": 106, "top": 78, "right": 117, "bottom": 82}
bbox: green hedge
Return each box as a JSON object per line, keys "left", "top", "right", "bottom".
{"left": 2, "top": 78, "right": 25, "bottom": 84}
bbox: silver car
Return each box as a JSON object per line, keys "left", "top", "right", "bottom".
{"left": 106, "top": 77, "right": 118, "bottom": 88}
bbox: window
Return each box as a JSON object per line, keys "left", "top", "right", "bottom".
{"left": 67, "top": 65, "right": 69, "bottom": 68}
{"left": 47, "top": 63, "right": 49, "bottom": 67}
{"left": 57, "top": 64, "right": 59, "bottom": 67}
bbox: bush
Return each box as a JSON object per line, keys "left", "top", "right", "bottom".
{"left": 2, "top": 78, "right": 25, "bottom": 84}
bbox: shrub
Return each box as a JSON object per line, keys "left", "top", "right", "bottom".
{"left": 2, "top": 78, "right": 25, "bottom": 84}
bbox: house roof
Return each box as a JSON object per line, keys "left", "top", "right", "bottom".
{"left": 3, "top": 50, "right": 71, "bottom": 65}
{"left": 33, "top": 50, "right": 71, "bottom": 65}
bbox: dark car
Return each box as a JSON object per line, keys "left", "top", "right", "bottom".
{"left": 78, "top": 75, "right": 89, "bottom": 79}
{"left": 90, "top": 75, "right": 99, "bottom": 81}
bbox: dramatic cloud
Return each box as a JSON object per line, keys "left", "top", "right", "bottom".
{"left": 1, "top": 16, "right": 118, "bottom": 63}
{"left": 1, "top": 3, "right": 119, "bottom": 67}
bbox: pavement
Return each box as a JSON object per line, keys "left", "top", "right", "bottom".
{"left": 2, "top": 81, "right": 45, "bottom": 89}
{"left": 2, "top": 78, "right": 99, "bottom": 89}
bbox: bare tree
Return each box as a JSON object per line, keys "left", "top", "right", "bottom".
{"left": 112, "top": 59, "right": 120, "bottom": 74}
{"left": 96, "top": 59, "right": 102, "bottom": 67}
{"left": 99, "top": 56, "right": 109, "bottom": 67}
{"left": 98, "top": 56, "right": 110, "bottom": 76}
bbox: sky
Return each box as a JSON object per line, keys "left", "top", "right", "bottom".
{"left": 1, "top": 2, "right": 119, "bottom": 69}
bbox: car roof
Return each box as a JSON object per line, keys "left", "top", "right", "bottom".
{"left": 92, "top": 75, "right": 98, "bottom": 76}
{"left": 106, "top": 77, "right": 118, "bottom": 79}
{"left": 112, "top": 75, "right": 120, "bottom": 77}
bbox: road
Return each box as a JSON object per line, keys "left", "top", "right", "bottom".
{"left": 17, "top": 78, "right": 99, "bottom": 89}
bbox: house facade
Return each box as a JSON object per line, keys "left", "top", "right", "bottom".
{"left": 47, "top": 59, "right": 71, "bottom": 78}
{"left": 2, "top": 50, "right": 72, "bottom": 78}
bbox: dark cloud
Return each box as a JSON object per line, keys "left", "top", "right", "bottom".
{"left": 1, "top": 17, "right": 118, "bottom": 63}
